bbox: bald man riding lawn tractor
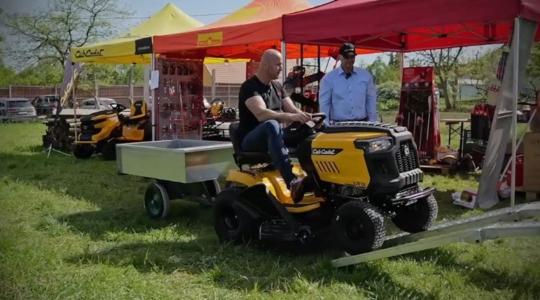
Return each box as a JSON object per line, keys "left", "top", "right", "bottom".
{"left": 212, "top": 49, "right": 438, "bottom": 254}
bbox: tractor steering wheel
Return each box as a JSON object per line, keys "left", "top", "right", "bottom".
{"left": 284, "top": 112, "right": 326, "bottom": 148}
{"left": 306, "top": 112, "right": 326, "bottom": 129}
{"left": 111, "top": 103, "right": 127, "bottom": 112}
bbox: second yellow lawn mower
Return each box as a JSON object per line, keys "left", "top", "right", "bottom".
{"left": 213, "top": 113, "right": 437, "bottom": 254}
{"left": 73, "top": 100, "right": 151, "bottom": 160}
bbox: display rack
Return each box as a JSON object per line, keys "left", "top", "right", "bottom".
{"left": 155, "top": 57, "right": 205, "bottom": 140}
{"left": 396, "top": 67, "right": 441, "bottom": 161}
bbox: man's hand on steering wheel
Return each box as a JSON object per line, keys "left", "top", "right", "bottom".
{"left": 309, "top": 112, "right": 326, "bottom": 129}
{"left": 288, "top": 112, "right": 311, "bottom": 124}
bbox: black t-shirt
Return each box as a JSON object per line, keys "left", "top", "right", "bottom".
{"left": 238, "top": 75, "right": 286, "bottom": 141}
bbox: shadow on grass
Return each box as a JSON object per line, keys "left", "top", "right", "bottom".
{"left": 400, "top": 247, "right": 540, "bottom": 297}
{"left": 56, "top": 201, "right": 211, "bottom": 240}
{"left": 5, "top": 147, "right": 536, "bottom": 297}
{"left": 67, "top": 237, "right": 434, "bottom": 299}
{"left": 1, "top": 151, "right": 152, "bottom": 210}
{"left": 1, "top": 151, "right": 215, "bottom": 240}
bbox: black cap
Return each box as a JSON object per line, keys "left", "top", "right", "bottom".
{"left": 339, "top": 42, "right": 356, "bottom": 58}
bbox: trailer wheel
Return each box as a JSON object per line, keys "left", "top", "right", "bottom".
{"left": 144, "top": 182, "right": 170, "bottom": 219}
{"left": 333, "top": 201, "right": 385, "bottom": 255}
{"left": 214, "top": 188, "right": 256, "bottom": 244}
{"left": 73, "top": 144, "right": 93, "bottom": 159}
{"left": 392, "top": 195, "right": 438, "bottom": 233}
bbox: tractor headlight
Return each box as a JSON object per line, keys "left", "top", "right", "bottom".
{"left": 355, "top": 137, "right": 393, "bottom": 153}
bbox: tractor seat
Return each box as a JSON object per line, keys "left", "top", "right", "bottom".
{"left": 125, "top": 100, "right": 148, "bottom": 124}
{"left": 229, "top": 122, "right": 273, "bottom": 167}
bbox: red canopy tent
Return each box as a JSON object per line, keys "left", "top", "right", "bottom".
{"left": 153, "top": 0, "right": 371, "bottom": 59}
{"left": 284, "top": 0, "right": 540, "bottom": 209}
{"left": 283, "top": 0, "right": 540, "bottom": 51}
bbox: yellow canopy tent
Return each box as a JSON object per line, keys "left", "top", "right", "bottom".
{"left": 70, "top": 3, "right": 203, "bottom": 64}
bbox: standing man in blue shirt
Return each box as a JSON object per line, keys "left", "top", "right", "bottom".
{"left": 319, "top": 43, "right": 378, "bottom": 124}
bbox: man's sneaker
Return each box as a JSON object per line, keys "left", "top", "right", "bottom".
{"left": 289, "top": 177, "right": 305, "bottom": 203}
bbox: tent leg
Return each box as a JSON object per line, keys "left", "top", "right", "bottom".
{"left": 151, "top": 53, "right": 156, "bottom": 141}
{"left": 476, "top": 18, "right": 537, "bottom": 209}
{"left": 143, "top": 64, "right": 150, "bottom": 105}
{"left": 510, "top": 18, "right": 521, "bottom": 209}
{"left": 211, "top": 69, "right": 216, "bottom": 100}
{"left": 129, "top": 63, "right": 134, "bottom": 104}
{"left": 281, "top": 40, "right": 287, "bottom": 83}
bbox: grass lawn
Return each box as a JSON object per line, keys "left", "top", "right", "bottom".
{"left": 1, "top": 121, "right": 539, "bottom": 299}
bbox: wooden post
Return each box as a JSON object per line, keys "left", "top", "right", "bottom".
{"left": 211, "top": 69, "right": 216, "bottom": 100}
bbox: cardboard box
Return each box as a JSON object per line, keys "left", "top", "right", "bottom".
{"left": 524, "top": 132, "right": 540, "bottom": 191}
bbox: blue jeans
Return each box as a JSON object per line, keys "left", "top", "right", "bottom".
{"left": 241, "top": 120, "right": 295, "bottom": 187}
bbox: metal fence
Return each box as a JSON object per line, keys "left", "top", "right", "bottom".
{"left": 0, "top": 85, "right": 59, "bottom": 98}
{"left": 0, "top": 84, "right": 241, "bottom": 107}
{"left": 203, "top": 83, "right": 241, "bottom": 108}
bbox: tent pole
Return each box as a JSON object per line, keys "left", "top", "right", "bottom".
{"left": 73, "top": 73, "right": 78, "bottom": 142}
{"left": 399, "top": 52, "right": 404, "bottom": 82}
{"left": 151, "top": 53, "right": 156, "bottom": 141}
{"left": 129, "top": 63, "right": 134, "bottom": 104}
{"left": 211, "top": 69, "right": 216, "bottom": 100}
{"left": 143, "top": 64, "right": 150, "bottom": 105}
{"left": 477, "top": 18, "right": 536, "bottom": 209}
{"left": 511, "top": 17, "right": 521, "bottom": 209}
{"left": 317, "top": 45, "right": 321, "bottom": 104}
{"left": 94, "top": 71, "right": 99, "bottom": 110}
{"left": 300, "top": 44, "right": 304, "bottom": 94}
{"left": 281, "top": 40, "right": 287, "bottom": 83}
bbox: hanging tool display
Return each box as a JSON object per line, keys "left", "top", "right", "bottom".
{"left": 155, "top": 58, "right": 205, "bottom": 140}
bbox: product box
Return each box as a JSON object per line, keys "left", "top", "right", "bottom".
{"left": 523, "top": 132, "right": 540, "bottom": 191}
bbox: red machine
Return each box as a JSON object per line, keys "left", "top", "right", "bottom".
{"left": 283, "top": 65, "right": 324, "bottom": 113}
{"left": 396, "top": 67, "right": 441, "bottom": 161}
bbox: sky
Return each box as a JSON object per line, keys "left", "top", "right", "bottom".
{"left": 0, "top": 0, "right": 497, "bottom": 69}
{"left": 0, "top": 0, "right": 387, "bottom": 67}
{"left": 0, "top": 0, "right": 328, "bottom": 27}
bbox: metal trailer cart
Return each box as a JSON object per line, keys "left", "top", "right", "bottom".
{"left": 116, "top": 139, "right": 234, "bottom": 219}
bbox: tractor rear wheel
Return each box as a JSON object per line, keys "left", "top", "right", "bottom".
{"left": 214, "top": 188, "right": 257, "bottom": 244}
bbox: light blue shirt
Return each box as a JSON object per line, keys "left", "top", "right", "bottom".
{"left": 319, "top": 66, "right": 377, "bottom": 124}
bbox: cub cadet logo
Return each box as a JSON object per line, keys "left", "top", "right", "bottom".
{"left": 197, "top": 32, "right": 223, "bottom": 47}
{"left": 403, "top": 144, "right": 410, "bottom": 156}
{"left": 75, "top": 48, "right": 104, "bottom": 58}
{"left": 312, "top": 148, "right": 342, "bottom": 156}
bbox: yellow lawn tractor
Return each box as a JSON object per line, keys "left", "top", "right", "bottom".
{"left": 214, "top": 113, "right": 437, "bottom": 254}
{"left": 73, "top": 100, "right": 151, "bottom": 160}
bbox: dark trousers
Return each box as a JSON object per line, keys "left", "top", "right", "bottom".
{"left": 241, "top": 120, "right": 295, "bottom": 187}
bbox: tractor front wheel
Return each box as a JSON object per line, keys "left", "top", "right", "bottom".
{"left": 333, "top": 201, "right": 385, "bottom": 255}
{"left": 392, "top": 195, "right": 438, "bottom": 233}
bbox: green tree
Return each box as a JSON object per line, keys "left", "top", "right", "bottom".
{"left": 366, "top": 56, "right": 400, "bottom": 85}
{"left": 367, "top": 55, "right": 401, "bottom": 111}
{"left": 0, "top": 34, "right": 16, "bottom": 86}
{"left": 77, "top": 64, "right": 144, "bottom": 88}
{"left": 1, "top": 0, "right": 128, "bottom": 69}
{"left": 11, "top": 60, "right": 64, "bottom": 85}
{"left": 527, "top": 43, "right": 540, "bottom": 91}
{"left": 417, "top": 48, "right": 464, "bottom": 110}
